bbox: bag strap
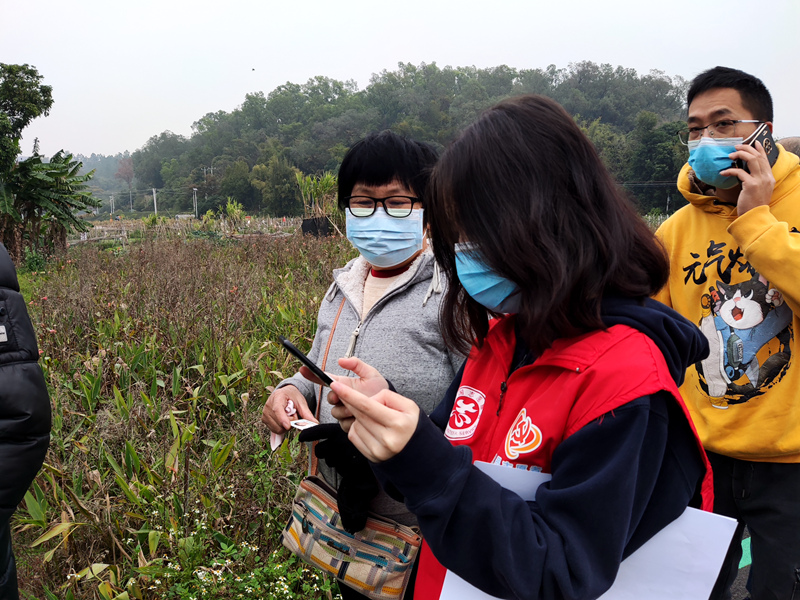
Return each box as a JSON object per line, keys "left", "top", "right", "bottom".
{"left": 310, "top": 295, "right": 346, "bottom": 476}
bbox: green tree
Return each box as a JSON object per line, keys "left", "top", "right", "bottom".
{"left": 132, "top": 131, "right": 189, "bottom": 188}
{"left": 219, "top": 159, "right": 254, "bottom": 210}
{"left": 250, "top": 157, "right": 301, "bottom": 216}
{"left": 624, "top": 111, "right": 688, "bottom": 213}
{"left": 0, "top": 63, "right": 53, "bottom": 173}
{"left": 114, "top": 155, "right": 135, "bottom": 209}
{"left": 553, "top": 62, "right": 685, "bottom": 131}
{"left": 0, "top": 151, "right": 100, "bottom": 259}
{"left": 580, "top": 117, "right": 631, "bottom": 182}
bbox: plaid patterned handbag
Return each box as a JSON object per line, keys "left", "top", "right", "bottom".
{"left": 281, "top": 475, "right": 421, "bottom": 600}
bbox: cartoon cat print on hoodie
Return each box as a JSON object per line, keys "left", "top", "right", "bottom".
{"left": 697, "top": 272, "right": 792, "bottom": 405}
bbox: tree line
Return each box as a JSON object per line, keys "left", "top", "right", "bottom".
{"left": 126, "top": 61, "right": 691, "bottom": 217}
{"left": 1, "top": 60, "right": 694, "bottom": 252}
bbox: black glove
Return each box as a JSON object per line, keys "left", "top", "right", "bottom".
{"left": 299, "top": 423, "right": 379, "bottom": 533}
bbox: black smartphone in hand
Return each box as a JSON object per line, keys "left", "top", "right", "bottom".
{"left": 278, "top": 336, "right": 333, "bottom": 386}
{"left": 735, "top": 123, "right": 780, "bottom": 172}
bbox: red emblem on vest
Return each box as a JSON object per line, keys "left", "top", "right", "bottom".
{"left": 445, "top": 386, "right": 486, "bottom": 440}
{"left": 505, "top": 408, "right": 542, "bottom": 459}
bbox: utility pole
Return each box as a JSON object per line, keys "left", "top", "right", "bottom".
{"left": 192, "top": 188, "right": 198, "bottom": 219}
{"left": 110, "top": 194, "right": 115, "bottom": 215}
{"left": 152, "top": 188, "right": 158, "bottom": 215}
{"left": 129, "top": 188, "right": 133, "bottom": 211}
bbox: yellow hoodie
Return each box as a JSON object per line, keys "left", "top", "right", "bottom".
{"left": 655, "top": 146, "right": 800, "bottom": 462}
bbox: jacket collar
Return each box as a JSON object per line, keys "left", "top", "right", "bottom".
{"left": 482, "top": 315, "right": 642, "bottom": 373}
{"left": 328, "top": 250, "right": 436, "bottom": 315}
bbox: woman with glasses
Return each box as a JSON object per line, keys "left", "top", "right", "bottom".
{"left": 261, "top": 130, "right": 463, "bottom": 600}
{"left": 321, "top": 96, "right": 714, "bottom": 600}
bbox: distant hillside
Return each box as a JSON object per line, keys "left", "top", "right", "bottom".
{"left": 85, "top": 61, "right": 693, "bottom": 216}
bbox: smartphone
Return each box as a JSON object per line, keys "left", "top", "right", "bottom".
{"left": 735, "top": 123, "right": 780, "bottom": 172}
{"left": 278, "top": 336, "right": 333, "bottom": 386}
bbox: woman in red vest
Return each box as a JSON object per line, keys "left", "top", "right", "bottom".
{"left": 323, "top": 95, "right": 713, "bottom": 600}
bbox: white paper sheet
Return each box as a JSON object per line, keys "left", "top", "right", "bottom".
{"left": 439, "top": 461, "right": 737, "bottom": 600}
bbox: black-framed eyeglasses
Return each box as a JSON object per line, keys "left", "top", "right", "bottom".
{"left": 678, "top": 119, "right": 762, "bottom": 145}
{"left": 344, "top": 195, "right": 420, "bottom": 218}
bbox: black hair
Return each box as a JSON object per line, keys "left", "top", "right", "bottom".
{"left": 337, "top": 130, "right": 439, "bottom": 211}
{"left": 687, "top": 66, "right": 773, "bottom": 122}
{"left": 428, "top": 95, "right": 669, "bottom": 355}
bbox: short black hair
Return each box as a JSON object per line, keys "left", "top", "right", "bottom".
{"left": 428, "top": 95, "right": 669, "bottom": 355}
{"left": 687, "top": 66, "right": 773, "bottom": 122}
{"left": 337, "top": 130, "right": 439, "bottom": 211}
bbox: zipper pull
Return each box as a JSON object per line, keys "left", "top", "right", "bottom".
{"left": 345, "top": 323, "right": 362, "bottom": 358}
{"left": 497, "top": 381, "right": 508, "bottom": 416}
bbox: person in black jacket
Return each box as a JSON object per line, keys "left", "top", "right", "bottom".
{"left": 0, "top": 243, "right": 51, "bottom": 599}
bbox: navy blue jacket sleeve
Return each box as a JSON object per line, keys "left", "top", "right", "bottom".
{"left": 377, "top": 364, "right": 464, "bottom": 503}
{"left": 373, "top": 391, "right": 702, "bottom": 600}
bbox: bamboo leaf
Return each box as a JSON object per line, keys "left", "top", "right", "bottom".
{"left": 31, "top": 522, "right": 82, "bottom": 547}
{"left": 76, "top": 563, "right": 109, "bottom": 579}
{"left": 105, "top": 451, "right": 125, "bottom": 479}
{"left": 113, "top": 386, "right": 130, "bottom": 420}
{"left": 168, "top": 411, "right": 179, "bottom": 438}
{"left": 42, "top": 586, "right": 60, "bottom": 600}
{"left": 43, "top": 545, "right": 60, "bottom": 563}
{"left": 23, "top": 491, "right": 46, "bottom": 525}
{"left": 172, "top": 366, "right": 181, "bottom": 398}
{"left": 212, "top": 435, "right": 236, "bottom": 471}
{"left": 114, "top": 474, "right": 141, "bottom": 505}
{"left": 166, "top": 437, "right": 180, "bottom": 474}
{"left": 98, "top": 581, "right": 114, "bottom": 600}
{"left": 148, "top": 530, "right": 161, "bottom": 558}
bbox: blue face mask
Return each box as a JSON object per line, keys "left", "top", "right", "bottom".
{"left": 688, "top": 136, "right": 743, "bottom": 190}
{"left": 346, "top": 208, "right": 424, "bottom": 268}
{"left": 455, "top": 242, "right": 522, "bottom": 314}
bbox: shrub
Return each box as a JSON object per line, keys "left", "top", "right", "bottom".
{"left": 23, "top": 247, "right": 48, "bottom": 272}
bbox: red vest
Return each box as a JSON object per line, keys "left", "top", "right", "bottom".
{"left": 415, "top": 316, "right": 713, "bottom": 599}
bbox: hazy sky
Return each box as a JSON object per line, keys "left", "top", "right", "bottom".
{"left": 3, "top": 0, "right": 799, "bottom": 158}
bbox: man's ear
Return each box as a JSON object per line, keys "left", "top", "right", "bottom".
{"left": 766, "top": 121, "right": 774, "bottom": 133}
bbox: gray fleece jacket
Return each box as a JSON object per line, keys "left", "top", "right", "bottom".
{"left": 277, "top": 249, "right": 464, "bottom": 525}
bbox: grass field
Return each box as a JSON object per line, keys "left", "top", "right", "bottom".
{"left": 14, "top": 231, "right": 357, "bottom": 600}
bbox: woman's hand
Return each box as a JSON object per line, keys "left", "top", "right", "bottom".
{"left": 261, "top": 385, "right": 316, "bottom": 433}
{"left": 330, "top": 381, "right": 420, "bottom": 463}
{"left": 304, "top": 357, "right": 389, "bottom": 432}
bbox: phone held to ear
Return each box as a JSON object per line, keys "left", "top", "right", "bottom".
{"left": 735, "top": 123, "right": 780, "bottom": 172}
{"left": 278, "top": 336, "right": 334, "bottom": 386}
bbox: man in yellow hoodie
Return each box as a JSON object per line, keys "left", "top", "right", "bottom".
{"left": 656, "top": 66, "right": 800, "bottom": 600}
